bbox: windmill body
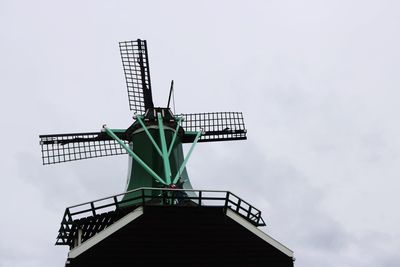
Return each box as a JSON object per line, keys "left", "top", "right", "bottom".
{"left": 122, "top": 108, "right": 196, "bottom": 204}
{"left": 39, "top": 39, "right": 294, "bottom": 266}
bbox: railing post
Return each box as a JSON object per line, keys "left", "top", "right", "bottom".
{"left": 141, "top": 188, "right": 145, "bottom": 206}
{"left": 90, "top": 202, "right": 96, "bottom": 216}
{"left": 113, "top": 196, "right": 119, "bottom": 209}
{"left": 224, "top": 192, "right": 230, "bottom": 213}
{"left": 247, "top": 206, "right": 252, "bottom": 219}
{"left": 198, "top": 191, "right": 202, "bottom": 206}
{"left": 236, "top": 199, "right": 241, "bottom": 212}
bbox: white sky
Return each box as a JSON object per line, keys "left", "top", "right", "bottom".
{"left": 1, "top": 1, "right": 400, "bottom": 266}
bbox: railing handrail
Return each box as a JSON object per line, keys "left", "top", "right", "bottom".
{"left": 57, "top": 187, "right": 266, "bottom": 245}
{"left": 68, "top": 187, "right": 230, "bottom": 209}
{"left": 66, "top": 188, "right": 263, "bottom": 222}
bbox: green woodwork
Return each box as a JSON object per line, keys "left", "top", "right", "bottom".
{"left": 104, "top": 112, "right": 201, "bottom": 206}
{"left": 136, "top": 116, "right": 163, "bottom": 157}
{"left": 157, "top": 113, "right": 172, "bottom": 185}
{"left": 172, "top": 131, "right": 201, "bottom": 185}
{"left": 123, "top": 128, "right": 192, "bottom": 205}
{"left": 168, "top": 117, "right": 182, "bottom": 156}
{"left": 103, "top": 127, "right": 167, "bottom": 185}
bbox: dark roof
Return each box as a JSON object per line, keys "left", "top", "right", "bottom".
{"left": 56, "top": 189, "right": 266, "bottom": 247}
{"left": 66, "top": 205, "right": 293, "bottom": 267}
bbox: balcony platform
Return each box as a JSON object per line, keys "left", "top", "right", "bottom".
{"left": 57, "top": 188, "right": 293, "bottom": 266}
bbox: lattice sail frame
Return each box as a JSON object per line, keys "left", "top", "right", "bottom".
{"left": 181, "top": 112, "right": 247, "bottom": 142}
{"left": 39, "top": 40, "right": 248, "bottom": 165}
{"left": 119, "top": 39, "right": 154, "bottom": 114}
{"left": 39, "top": 132, "right": 128, "bottom": 165}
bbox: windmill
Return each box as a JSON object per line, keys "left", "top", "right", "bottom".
{"left": 39, "top": 39, "right": 294, "bottom": 266}
{"left": 40, "top": 39, "right": 246, "bottom": 198}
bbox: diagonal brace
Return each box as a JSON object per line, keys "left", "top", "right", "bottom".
{"left": 103, "top": 126, "right": 166, "bottom": 185}
{"left": 136, "top": 116, "right": 163, "bottom": 157}
{"left": 168, "top": 117, "right": 183, "bottom": 156}
{"left": 157, "top": 113, "right": 172, "bottom": 185}
{"left": 172, "top": 131, "right": 202, "bottom": 185}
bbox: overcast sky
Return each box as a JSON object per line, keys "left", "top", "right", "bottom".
{"left": 1, "top": 0, "right": 400, "bottom": 266}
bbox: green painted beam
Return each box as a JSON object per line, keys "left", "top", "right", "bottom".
{"left": 103, "top": 127, "right": 167, "bottom": 185}
{"left": 157, "top": 113, "right": 172, "bottom": 185}
{"left": 184, "top": 131, "right": 200, "bottom": 135}
{"left": 172, "top": 131, "right": 202, "bottom": 185}
{"left": 108, "top": 129, "right": 125, "bottom": 133}
{"left": 136, "top": 116, "right": 163, "bottom": 157}
{"left": 168, "top": 117, "right": 182, "bottom": 156}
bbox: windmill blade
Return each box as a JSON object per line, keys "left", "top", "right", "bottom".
{"left": 39, "top": 132, "right": 128, "bottom": 165}
{"left": 180, "top": 112, "right": 247, "bottom": 143}
{"left": 119, "top": 39, "right": 154, "bottom": 114}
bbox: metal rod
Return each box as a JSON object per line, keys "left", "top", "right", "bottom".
{"left": 157, "top": 113, "right": 172, "bottom": 185}
{"left": 167, "top": 80, "right": 174, "bottom": 109}
{"left": 103, "top": 127, "right": 166, "bottom": 185}
{"left": 168, "top": 117, "right": 182, "bottom": 156}
{"left": 136, "top": 116, "right": 163, "bottom": 157}
{"left": 172, "top": 131, "right": 202, "bottom": 184}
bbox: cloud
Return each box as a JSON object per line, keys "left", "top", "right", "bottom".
{"left": 2, "top": 1, "right": 400, "bottom": 266}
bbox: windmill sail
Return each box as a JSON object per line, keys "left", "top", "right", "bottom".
{"left": 119, "top": 39, "right": 154, "bottom": 114}
{"left": 39, "top": 132, "right": 128, "bottom": 165}
{"left": 180, "top": 112, "right": 247, "bottom": 142}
